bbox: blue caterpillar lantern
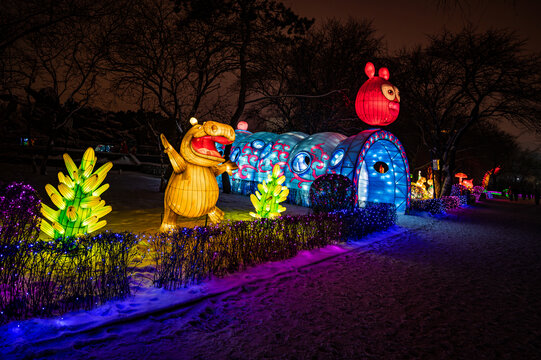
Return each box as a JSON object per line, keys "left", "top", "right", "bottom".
{"left": 221, "top": 62, "right": 410, "bottom": 212}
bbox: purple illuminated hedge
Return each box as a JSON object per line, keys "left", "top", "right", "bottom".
{"left": 149, "top": 203, "right": 397, "bottom": 290}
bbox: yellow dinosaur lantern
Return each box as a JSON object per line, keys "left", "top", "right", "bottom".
{"left": 160, "top": 117, "right": 237, "bottom": 231}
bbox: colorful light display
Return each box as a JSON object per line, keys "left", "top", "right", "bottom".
{"left": 355, "top": 62, "right": 400, "bottom": 126}
{"left": 160, "top": 117, "right": 237, "bottom": 231}
{"left": 40, "top": 147, "right": 112, "bottom": 239}
{"left": 250, "top": 164, "right": 288, "bottom": 219}
{"left": 482, "top": 166, "right": 501, "bottom": 188}
{"left": 221, "top": 128, "right": 410, "bottom": 213}
{"left": 216, "top": 61, "right": 410, "bottom": 213}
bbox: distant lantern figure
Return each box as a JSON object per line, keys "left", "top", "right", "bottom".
{"left": 355, "top": 62, "right": 400, "bottom": 126}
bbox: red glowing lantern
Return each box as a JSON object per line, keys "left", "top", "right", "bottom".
{"left": 355, "top": 62, "right": 400, "bottom": 126}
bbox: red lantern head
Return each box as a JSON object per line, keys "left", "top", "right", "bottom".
{"left": 355, "top": 62, "right": 400, "bottom": 126}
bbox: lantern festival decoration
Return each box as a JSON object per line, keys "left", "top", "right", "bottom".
{"left": 40, "top": 147, "right": 112, "bottom": 240}
{"left": 355, "top": 62, "right": 400, "bottom": 126}
{"left": 218, "top": 62, "right": 411, "bottom": 213}
{"left": 213, "top": 62, "right": 411, "bottom": 212}
{"left": 160, "top": 117, "right": 237, "bottom": 231}
{"left": 482, "top": 166, "right": 501, "bottom": 189}
{"left": 454, "top": 173, "right": 468, "bottom": 185}
{"left": 250, "top": 164, "right": 289, "bottom": 219}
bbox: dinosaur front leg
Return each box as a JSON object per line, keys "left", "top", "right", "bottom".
{"left": 207, "top": 206, "right": 225, "bottom": 223}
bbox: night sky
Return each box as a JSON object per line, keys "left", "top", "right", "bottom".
{"left": 285, "top": 0, "right": 541, "bottom": 149}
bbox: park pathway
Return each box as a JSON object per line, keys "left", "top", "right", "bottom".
{"left": 24, "top": 199, "right": 541, "bottom": 359}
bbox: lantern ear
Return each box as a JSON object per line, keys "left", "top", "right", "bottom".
{"left": 190, "top": 117, "right": 198, "bottom": 126}
{"left": 365, "top": 62, "right": 375, "bottom": 78}
{"left": 378, "top": 67, "right": 390, "bottom": 80}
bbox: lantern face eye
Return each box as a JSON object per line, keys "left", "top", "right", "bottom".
{"left": 230, "top": 147, "right": 240, "bottom": 162}
{"left": 292, "top": 151, "right": 311, "bottom": 174}
{"left": 394, "top": 86, "right": 400, "bottom": 102}
{"left": 330, "top": 149, "right": 345, "bottom": 168}
{"left": 251, "top": 140, "right": 265, "bottom": 149}
{"left": 374, "top": 161, "right": 389, "bottom": 173}
{"left": 381, "top": 84, "right": 396, "bottom": 101}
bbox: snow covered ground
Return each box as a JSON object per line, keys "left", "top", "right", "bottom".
{"left": 1, "top": 164, "right": 540, "bottom": 359}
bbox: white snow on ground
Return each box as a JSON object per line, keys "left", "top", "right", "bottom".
{"left": 1, "top": 165, "right": 540, "bottom": 359}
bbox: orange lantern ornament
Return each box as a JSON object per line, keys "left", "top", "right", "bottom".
{"left": 160, "top": 117, "right": 238, "bottom": 231}
{"left": 355, "top": 62, "right": 400, "bottom": 126}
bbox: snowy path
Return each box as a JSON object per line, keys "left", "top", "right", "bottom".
{"left": 9, "top": 199, "right": 541, "bottom": 359}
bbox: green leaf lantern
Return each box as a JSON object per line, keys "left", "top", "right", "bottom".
{"left": 250, "top": 164, "right": 288, "bottom": 219}
{"left": 40, "top": 147, "right": 113, "bottom": 239}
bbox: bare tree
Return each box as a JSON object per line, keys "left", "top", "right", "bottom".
{"left": 395, "top": 26, "right": 541, "bottom": 197}
{"left": 13, "top": 1, "right": 128, "bottom": 174}
{"left": 253, "top": 18, "right": 383, "bottom": 135}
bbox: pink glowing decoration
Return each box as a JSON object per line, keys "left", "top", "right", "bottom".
{"left": 355, "top": 62, "right": 400, "bottom": 126}
{"left": 237, "top": 121, "right": 249, "bottom": 131}
{"left": 462, "top": 179, "right": 473, "bottom": 189}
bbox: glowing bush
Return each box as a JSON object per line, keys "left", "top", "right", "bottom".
{"left": 410, "top": 199, "right": 446, "bottom": 215}
{"left": 150, "top": 205, "right": 396, "bottom": 290}
{"left": 440, "top": 196, "right": 461, "bottom": 210}
{"left": 451, "top": 183, "right": 468, "bottom": 196}
{"left": 40, "top": 147, "right": 112, "bottom": 240}
{"left": 309, "top": 174, "right": 355, "bottom": 213}
{"left": 0, "top": 231, "right": 138, "bottom": 323}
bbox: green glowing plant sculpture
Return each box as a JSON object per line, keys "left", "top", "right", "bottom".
{"left": 250, "top": 164, "right": 288, "bottom": 219}
{"left": 40, "top": 147, "right": 113, "bottom": 239}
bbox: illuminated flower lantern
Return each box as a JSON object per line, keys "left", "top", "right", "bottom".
{"left": 355, "top": 62, "right": 400, "bottom": 126}
{"left": 160, "top": 117, "right": 237, "bottom": 231}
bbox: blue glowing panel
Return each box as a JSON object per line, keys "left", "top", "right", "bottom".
{"left": 356, "top": 131, "right": 410, "bottom": 212}
{"left": 328, "top": 130, "right": 378, "bottom": 181}
{"left": 256, "top": 132, "right": 308, "bottom": 183}
{"left": 284, "top": 132, "right": 347, "bottom": 206}
{"left": 231, "top": 132, "right": 278, "bottom": 193}
{"left": 329, "top": 129, "right": 410, "bottom": 213}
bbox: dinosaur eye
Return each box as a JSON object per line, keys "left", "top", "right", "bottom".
{"left": 381, "top": 84, "right": 396, "bottom": 101}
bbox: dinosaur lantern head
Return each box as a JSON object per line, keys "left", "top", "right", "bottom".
{"left": 355, "top": 62, "right": 400, "bottom": 126}
{"left": 181, "top": 117, "right": 236, "bottom": 167}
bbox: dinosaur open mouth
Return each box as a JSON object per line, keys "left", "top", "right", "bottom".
{"left": 191, "top": 135, "right": 232, "bottom": 158}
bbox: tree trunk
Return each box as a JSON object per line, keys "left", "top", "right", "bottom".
{"left": 440, "top": 148, "right": 456, "bottom": 197}
{"left": 40, "top": 113, "right": 58, "bottom": 175}
{"left": 221, "top": 144, "right": 232, "bottom": 194}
